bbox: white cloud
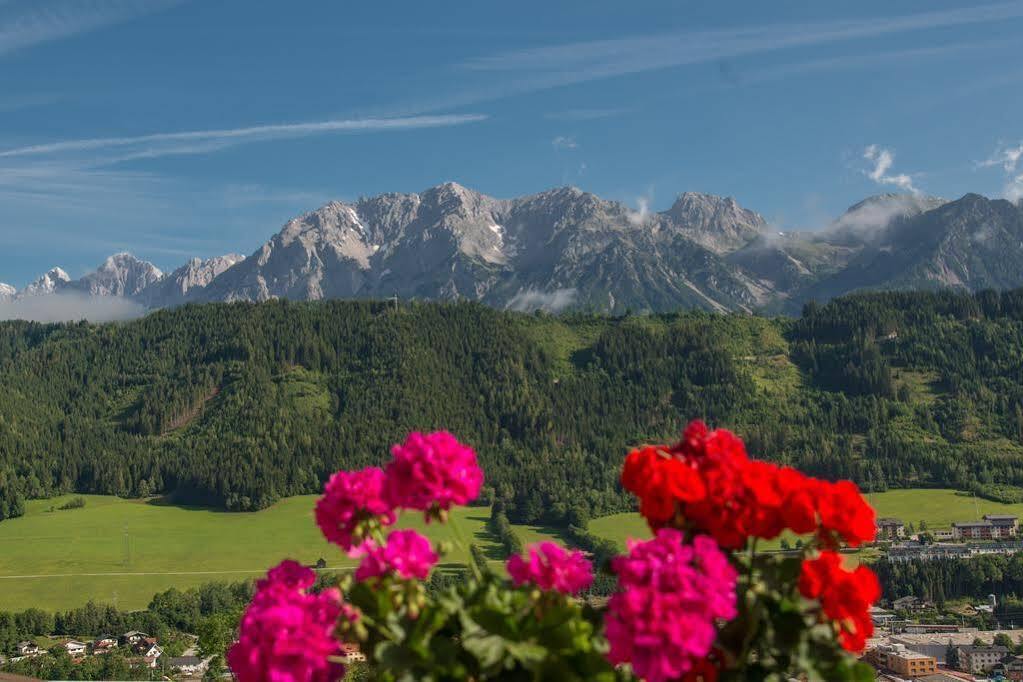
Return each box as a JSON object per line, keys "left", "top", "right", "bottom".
{"left": 980, "top": 142, "right": 1023, "bottom": 173}
{"left": 0, "top": 114, "right": 489, "bottom": 160}
{"left": 626, "top": 190, "right": 655, "bottom": 226}
{"left": 462, "top": 2, "right": 1023, "bottom": 92}
{"left": 0, "top": 0, "right": 183, "bottom": 57}
{"left": 551, "top": 135, "right": 578, "bottom": 151}
{"left": 1007, "top": 175, "right": 1023, "bottom": 203}
{"left": 979, "top": 142, "right": 1023, "bottom": 202}
{"left": 0, "top": 114, "right": 488, "bottom": 214}
{"left": 507, "top": 288, "right": 577, "bottom": 313}
{"left": 730, "top": 38, "right": 1016, "bottom": 86}
{"left": 0, "top": 292, "right": 146, "bottom": 322}
{"left": 827, "top": 194, "right": 940, "bottom": 238}
{"left": 863, "top": 144, "right": 919, "bottom": 194}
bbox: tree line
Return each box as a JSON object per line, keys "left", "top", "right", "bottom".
{"left": 5, "top": 291, "right": 1023, "bottom": 526}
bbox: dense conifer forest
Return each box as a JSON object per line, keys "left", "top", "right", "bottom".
{"left": 4, "top": 290, "right": 1023, "bottom": 525}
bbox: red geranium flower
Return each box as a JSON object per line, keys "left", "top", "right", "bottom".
{"left": 798, "top": 551, "right": 880, "bottom": 652}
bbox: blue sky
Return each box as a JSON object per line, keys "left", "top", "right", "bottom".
{"left": 1, "top": 0, "right": 1022, "bottom": 286}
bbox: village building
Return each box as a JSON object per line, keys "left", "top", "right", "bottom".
{"left": 136, "top": 641, "right": 162, "bottom": 659}
{"left": 63, "top": 641, "right": 87, "bottom": 657}
{"left": 956, "top": 645, "right": 1010, "bottom": 673}
{"left": 91, "top": 635, "right": 118, "bottom": 654}
{"left": 876, "top": 518, "right": 906, "bottom": 541}
{"left": 865, "top": 643, "right": 937, "bottom": 677}
{"left": 120, "top": 631, "right": 149, "bottom": 647}
{"left": 1002, "top": 654, "right": 1023, "bottom": 681}
{"left": 951, "top": 516, "right": 1020, "bottom": 540}
{"left": 870, "top": 606, "right": 898, "bottom": 627}
{"left": 93, "top": 635, "right": 117, "bottom": 648}
{"left": 984, "top": 514, "right": 1019, "bottom": 537}
{"left": 167, "top": 656, "right": 209, "bottom": 676}
{"left": 953, "top": 520, "right": 997, "bottom": 540}
{"left": 14, "top": 642, "right": 39, "bottom": 657}
{"left": 893, "top": 596, "right": 925, "bottom": 611}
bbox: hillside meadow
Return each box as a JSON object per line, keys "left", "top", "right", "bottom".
{"left": 4, "top": 488, "right": 1021, "bottom": 612}
{"left": 0, "top": 494, "right": 542, "bottom": 612}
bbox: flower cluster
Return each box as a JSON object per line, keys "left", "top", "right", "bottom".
{"left": 605, "top": 528, "right": 737, "bottom": 682}
{"left": 315, "top": 467, "right": 395, "bottom": 552}
{"left": 798, "top": 551, "right": 880, "bottom": 652}
{"left": 227, "top": 561, "right": 347, "bottom": 682}
{"left": 316, "top": 431, "right": 483, "bottom": 556}
{"left": 622, "top": 420, "right": 876, "bottom": 549}
{"left": 316, "top": 432, "right": 482, "bottom": 587}
{"left": 506, "top": 541, "right": 594, "bottom": 595}
{"left": 385, "top": 431, "right": 484, "bottom": 514}
{"left": 356, "top": 529, "right": 439, "bottom": 581}
{"left": 235, "top": 423, "right": 880, "bottom": 682}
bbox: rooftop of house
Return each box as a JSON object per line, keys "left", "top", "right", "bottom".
{"left": 958, "top": 645, "right": 1009, "bottom": 654}
{"left": 168, "top": 656, "right": 202, "bottom": 666}
{"left": 877, "top": 517, "right": 905, "bottom": 525}
{"left": 953, "top": 520, "right": 993, "bottom": 527}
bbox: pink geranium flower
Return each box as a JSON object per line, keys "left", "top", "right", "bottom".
{"left": 384, "top": 431, "right": 483, "bottom": 514}
{"left": 605, "top": 529, "right": 737, "bottom": 682}
{"left": 315, "top": 467, "right": 395, "bottom": 552}
{"left": 356, "top": 529, "right": 439, "bottom": 581}
{"left": 506, "top": 541, "right": 594, "bottom": 595}
{"left": 228, "top": 560, "right": 347, "bottom": 682}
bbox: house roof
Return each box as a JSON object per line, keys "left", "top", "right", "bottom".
{"left": 983, "top": 515, "right": 1018, "bottom": 520}
{"left": 168, "top": 656, "right": 202, "bottom": 666}
{"left": 953, "top": 521, "right": 993, "bottom": 528}
{"left": 958, "top": 645, "right": 1009, "bottom": 654}
{"left": 877, "top": 517, "right": 904, "bottom": 525}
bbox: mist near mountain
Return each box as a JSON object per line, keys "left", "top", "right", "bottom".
{"left": 0, "top": 291, "right": 146, "bottom": 322}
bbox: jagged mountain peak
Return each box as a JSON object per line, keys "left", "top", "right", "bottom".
{"left": 0, "top": 283, "right": 15, "bottom": 300}
{"left": 73, "top": 253, "right": 163, "bottom": 298}
{"left": 136, "top": 253, "right": 244, "bottom": 308}
{"left": 21, "top": 267, "right": 71, "bottom": 296}
{"left": 101, "top": 252, "right": 162, "bottom": 275}
{"left": 661, "top": 191, "right": 766, "bottom": 254}
{"left": 46, "top": 266, "right": 70, "bottom": 281}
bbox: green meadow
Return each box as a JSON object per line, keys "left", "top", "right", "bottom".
{"left": 0, "top": 495, "right": 520, "bottom": 612}
{"left": 3, "top": 488, "right": 1022, "bottom": 613}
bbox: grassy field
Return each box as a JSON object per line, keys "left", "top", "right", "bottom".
{"left": 0, "top": 495, "right": 511, "bottom": 612}
{"left": 4, "top": 488, "right": 1022, "bottom": 613}
{"left": 588, "top": 488, "right": 1023, "bottom": 550}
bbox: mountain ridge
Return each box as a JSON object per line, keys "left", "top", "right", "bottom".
{"left": 6, "top": 185, "right": 1023, "bottom": 315}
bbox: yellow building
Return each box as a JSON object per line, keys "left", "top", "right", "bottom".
{"left": 867, "top": 644, "right": 938, "bottom": 678}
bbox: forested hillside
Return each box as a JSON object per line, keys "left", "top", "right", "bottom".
{"left": 4, "top": 292, "right": 1023, "bottom": 525}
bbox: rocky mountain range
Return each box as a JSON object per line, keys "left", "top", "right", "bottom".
{"left": 4, "top": 183, "right": 1023, "bottom": 316}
